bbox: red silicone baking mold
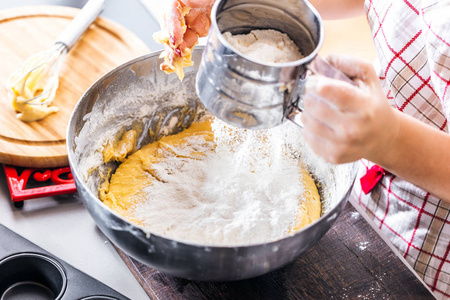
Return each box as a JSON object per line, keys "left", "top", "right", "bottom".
{"left": 3, "top": 165, "right": 77, "bottom": 208}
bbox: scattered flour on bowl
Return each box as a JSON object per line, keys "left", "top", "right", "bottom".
{"left": 131, "top": 119, "right": 307, "bottom": 245}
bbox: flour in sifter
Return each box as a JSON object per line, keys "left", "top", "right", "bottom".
{"left": 223, "top": 29, "right": 304, "bottom": 63}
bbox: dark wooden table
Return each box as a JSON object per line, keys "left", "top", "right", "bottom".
{"left": 114, "top": 202, "right": 435, "bottom": 299}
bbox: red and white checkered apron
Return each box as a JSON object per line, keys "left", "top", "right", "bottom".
{"left": 351, "top": 1, "right": 450, "bottom": 298}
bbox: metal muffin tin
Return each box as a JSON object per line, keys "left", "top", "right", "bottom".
{"left": 0, "top": 224, "right": 128, "bottom": 300}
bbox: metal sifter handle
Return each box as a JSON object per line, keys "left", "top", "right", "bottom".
{"left": 286, "top": 55, "right": 356, "bottom": 127}
{"left": 55, "top": 0, "right": 105, "bottom": 49}
{"left": 308, "top": 55, "right": 356, "bottom": 86}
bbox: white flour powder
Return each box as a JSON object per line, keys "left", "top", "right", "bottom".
{"left": 223, "top": 29, "right": 304, "bottom": 63}
{"left": 132, "top": 119, "right": 306, "bottom": 245}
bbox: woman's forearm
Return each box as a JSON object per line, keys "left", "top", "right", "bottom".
{"left": 307, "top": 0, "right": 366, "bottom": 19}
{"left": 373, "top": 110, "right": 450, "bottom": 203}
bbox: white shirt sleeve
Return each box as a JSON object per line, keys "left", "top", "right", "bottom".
{"left": 421, "top": 1, "right": 450, "bottom": 120}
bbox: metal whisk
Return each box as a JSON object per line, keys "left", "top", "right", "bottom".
{"left": 7, "top": 0, "right": 105, "bottom": 120}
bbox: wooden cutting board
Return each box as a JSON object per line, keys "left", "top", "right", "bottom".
{"left": 0, "top": 6, "right": 150, "bottom": 168}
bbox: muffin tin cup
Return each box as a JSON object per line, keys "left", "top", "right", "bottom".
{"left": 0, "top": 252, "right": 67, "bottom": 300}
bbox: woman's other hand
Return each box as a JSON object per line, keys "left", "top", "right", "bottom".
{"left": 301, "top": 55, "right": 401, "bottom": 164}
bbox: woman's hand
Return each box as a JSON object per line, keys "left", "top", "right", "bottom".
{"left": 154, "top": 0, "right": 214, "bottom": 79}
{"left": 301, "top": 55, "right": 401, "bottom": 164}
{"left": 163, "top": 0, "right": 214, "bottom": 60}
{"left": 302, "top": 54, "right": 450, "bottom": 202}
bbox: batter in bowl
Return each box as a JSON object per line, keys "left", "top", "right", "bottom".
{"left": 99, "top": 29, "right": 319, "bottom": 245}
{"left": 99, "top": 118, "right": 321, "bottom": 245}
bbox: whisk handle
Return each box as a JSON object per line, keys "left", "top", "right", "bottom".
{"left": 56, "top": 0, "right": 105, "bottom": 49}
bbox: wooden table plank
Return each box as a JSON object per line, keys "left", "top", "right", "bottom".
{"left": 114, "top": 202, "right": 434, "bottom": 299}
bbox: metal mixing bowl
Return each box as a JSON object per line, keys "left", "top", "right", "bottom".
{"left": 67, "top": 47, "right": 358, "bottom": 281}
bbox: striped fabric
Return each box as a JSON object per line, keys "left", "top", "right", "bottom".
{"left": 352, "top": 1, "right": 450, "bottom": 298}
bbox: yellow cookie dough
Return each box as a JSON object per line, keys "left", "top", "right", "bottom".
{"left": 100, "top": 120, "right": 321, "bottom": 241}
